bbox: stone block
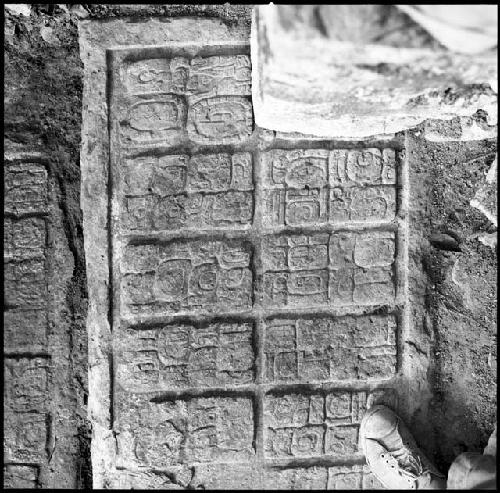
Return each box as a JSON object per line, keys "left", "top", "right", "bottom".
{"left": 264, "top": 313, "right": 398, "bottom": 383}
{"left": 187, "top": 55, "right": 251, "bottom": 96}
{"left": 4, "top": 258, "right": 47, "bottom": 306}
{"left": 121, "top": 239, "right": 253, "bottom": 316}
{"left": 121, "top": 152, "right": 253, "bottom": 232}
{"left": 262, "top": 148, "right": 397, "bottom": 227}
{"left": 125, "top": 57, "right": 189, "bottom": 95}
{"left": 264, "top": 388, "right": 396, "bottom": 459}
{"left": 3, "top": 465, "right": 39, "bottom": 489}
{"left": 4, "top": 217, "right": 46, "bottom": 261}
{"left": 116, "top": 321, "right": 255, "bottom": 391}
{"left": 329, "top": 149, "right": 396, "bottom": 186}
{"left": 119, "top": 95, "right": 187, "bottom": 146}
{"left": 4, "top": 309, "right": 48, "bottom": 352}
{"left": 261, "top": 231, "right": 396, "bottom": 308}
{"left": 124, "top": 55, "right": 251, "bottom": 97}
{"left": 4, "top": 163, "right": 48, "bottom": 215}
{"left": 116, "top": 393, "right": 255, "bottom": 468}
{"left": 4, "top": 357, "right": 49, "bottom": 412}
{"left": 186, "top": 96, "right": 253, "bottom": 145}
{"left": 4, "top": 412, "right": 48, "bottom": 463}
{"left": 328, "top": 464, "right": 385, "bottom": 489}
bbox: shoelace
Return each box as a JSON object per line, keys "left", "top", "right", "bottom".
{"left": 380, "top": 447, "right": 432, "bottom": 486}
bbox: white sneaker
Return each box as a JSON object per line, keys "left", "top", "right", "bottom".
{"left": 360, "top": 405, "right": 446, "bottom": 490}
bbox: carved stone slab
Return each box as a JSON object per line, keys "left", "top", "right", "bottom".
{"left": 81, "top": 19, "right": 408, "bottom": 488}
{"left": 262, "top": 148, "right": 398, "bottom": 227}
{"left": 261, "top": 231, "right": 397, "bottom": 308}
{"left": 263, "top": 388, "right": 397, "bottom": 459}
{"left": 116, "top": 320, "right": 255, "bottom": 391}
{"left": 264, "top": 314, "right": 397, "bottom": 383}
{"left": 115, "top": 393, "right": 255, "bottom": 467}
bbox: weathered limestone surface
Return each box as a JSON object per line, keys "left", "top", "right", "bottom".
{"left": 3, "top": 148, "right": 86, "bottom": 488}
{"left": 251, "top": 5, "right": 498, "bottom": 139}
{"left": 81, "top": 16, "right": 406, "bottom": 489}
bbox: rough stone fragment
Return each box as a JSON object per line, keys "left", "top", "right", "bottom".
{"left": 4, "top": 217, "right": 46, "bottom": 260}
{"left": 4, "top": 163, "right": 48, "bottom": 215}
{"left": 3, "top": 464, "right": 39, "bottom": 489}
{"left": 116, "top": 321, "right": 254, "bottom": 391}
{"left": 4, "top": 309, "right": 48, "bottom": 352}
{"left": 470, "top": 155, "right": 497, "bottom": 226}
{"left": 121, "top": 240, "right": 253, "bottom": 316}
{"left": 264, "top": 314, "right": 397, "bottom": 383}
{"left": 4, "top": 3, "right": 32, "bottom": 16}
{"left": 4, "top": 258, "right": 47, "bottom": 307}
{"left": 115, "top": 393, "right": 255, "bottom": 468}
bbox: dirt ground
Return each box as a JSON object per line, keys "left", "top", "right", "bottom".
{"left": 406, "top": 127, "right": 497, "bottom": 472}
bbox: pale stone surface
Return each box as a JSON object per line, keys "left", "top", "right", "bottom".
{"left": 251, "top": 5, "right": 498, "bottom": 139}
{"left": 471, "top": 155, "right": 497, "bottom": 227}
{"left": 4, "top": 4, "right": 31, "bottom": 17}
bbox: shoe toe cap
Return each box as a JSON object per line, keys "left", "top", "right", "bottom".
{"left": 361, "top": 405, "right": 398, "bottom": 440}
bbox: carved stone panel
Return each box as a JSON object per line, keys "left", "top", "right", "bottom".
{"left": 262, "top": 148, "right": 398, "bottom": 227}
{"left": 116, "top": 321, "right": 255, "bottom": 391}
{"left": 115, "top": 393, "right": 255, "bottom": 468}
{"left": 4, "top": 163, "right": 48, "bottom": 215}
{"left": 121, "top": 152, "right": 253, "bottom": 233}
{"left": 121, "top": 239, "right": 253, "bottom": 317}
{"left": 4, "top": 412, "right": 48, "bottom": 463}
{"left": 264, "top": 314, "right": 398, "bottom": 383}
{"left": 261, "top": 231, "right": 397, "bottom": 308}
{"left": 263, "top": 389, "right": 397, "bottom": 459}
{"left": 83, "top": 22, "right": 408, "bottom": 488}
